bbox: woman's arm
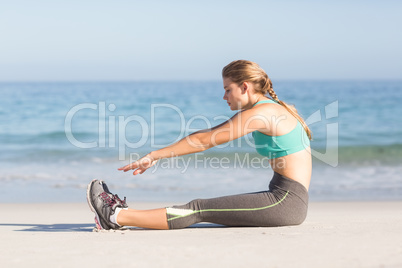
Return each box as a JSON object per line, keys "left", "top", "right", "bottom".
{"left": 149, "top": 112, "right": 239, "bottom": 160}
{"left": 118, "top": 108, "right": 271, "bottom": 175}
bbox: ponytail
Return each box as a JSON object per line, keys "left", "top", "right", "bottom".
{"left": 266, "top": 87, "right": 312, "bottom": 140}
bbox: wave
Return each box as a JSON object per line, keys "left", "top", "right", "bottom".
{"left": 331, "top": 143, "right": 402, "bottom": 165}
{"left": 1, "top": 134, "right": 402, "bottom": 167}
{"left": 0, "top": 131, "right": 97, "bottom": 144}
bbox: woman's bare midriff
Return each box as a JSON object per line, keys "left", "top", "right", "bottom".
{"left": 269, "top": 149, "right": 312, "bottom": 191}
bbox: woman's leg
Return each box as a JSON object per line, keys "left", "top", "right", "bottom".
{"left": 164, "top": 173, "right": 309, "bottom": 229}
{"left": 166, "top": 188, "right": 307, "bottom": 229}
{"left": 115, "top": 190, "right": 288, "bottom": 230}
{"left": 116, "top": 189, "right": 306, "bottom": 230}
{"left": 166, "top": 191, "right": 284, "bottom": 229}
{"left": 117, "top": 208, "right": 169, "bottom": 230}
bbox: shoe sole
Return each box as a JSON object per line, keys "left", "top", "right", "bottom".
{"left": 86, "top": 179, "right": 107, "bottom": 230}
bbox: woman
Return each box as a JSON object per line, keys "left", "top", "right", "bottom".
{"left": 87, "top": 60, "right": 312, "bottom": 230}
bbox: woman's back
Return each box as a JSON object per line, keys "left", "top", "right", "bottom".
{"left": 252, "top": 100, "right": 312, "bottom": 190}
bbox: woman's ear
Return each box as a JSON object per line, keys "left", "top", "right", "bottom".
{"left": 242, "top": 82, "right": 249, "bottom": 94}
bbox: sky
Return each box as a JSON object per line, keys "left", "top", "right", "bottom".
{"left": 0, "top": 0, "right": 401, "bottom": 81}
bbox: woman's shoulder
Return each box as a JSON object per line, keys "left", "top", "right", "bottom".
{"left": 251, "top": 98, "right": 284, "bottom": 114}
{"left": 250, "top": 99, "right": 299, "bottom": 133}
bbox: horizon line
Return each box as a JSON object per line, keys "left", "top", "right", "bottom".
{"left": 1, "top": 78, "right": 402, "bottom": 83}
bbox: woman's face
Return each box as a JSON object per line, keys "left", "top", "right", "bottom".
{"left": 223, "top": 77, "right": 246, "bottom": 110}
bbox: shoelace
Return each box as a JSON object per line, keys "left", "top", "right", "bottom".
{"left": 100, "top": 192, "right": 117, "bottom": 207}
{"left": 114, "top": 194, "right": 128, "bottom": 208}
{"left": 99, "top": 192, "right": 127, "bottom": 208}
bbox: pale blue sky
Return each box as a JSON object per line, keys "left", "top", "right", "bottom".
{"left": 0, "top": 0, "right": 401, "bottom": 81}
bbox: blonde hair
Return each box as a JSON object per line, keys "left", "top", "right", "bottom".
{"left": 222, "top": 60, "right": 312, "bottom": 140}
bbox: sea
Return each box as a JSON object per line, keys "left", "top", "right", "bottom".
{"left": 1, "top": 80, "right": 401, "bottom": 203}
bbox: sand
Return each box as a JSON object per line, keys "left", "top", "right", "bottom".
{"left": 0, "top": 201, "right": 401, "bottom": 268}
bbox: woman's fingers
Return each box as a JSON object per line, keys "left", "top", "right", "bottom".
{"left": 118, "top": 162, "right": 138, "bottom": 172}
{"left": 133, "top": 167, "right": 148, "bottom": 175}
{"left": 118, "top": 164, "right": 129, "bottom": 171}
{"left": 119, "top": 158, "right": 157, "bottom": 175}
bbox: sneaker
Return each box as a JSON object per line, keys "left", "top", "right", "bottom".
{"left": 86, "top": 179, "right": 128, "bottom": 230}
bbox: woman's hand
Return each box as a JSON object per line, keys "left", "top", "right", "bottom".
{"left": 118, "top": 154, "right": 158, "bottom": 175}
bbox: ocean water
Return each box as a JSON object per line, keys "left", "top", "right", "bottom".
{"left": 1, "top": 80, "right": 401, "bottom": 203}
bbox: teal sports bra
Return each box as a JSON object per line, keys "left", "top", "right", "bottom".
{"left": 252, "top": 100, "right": 310, "bottom": 159}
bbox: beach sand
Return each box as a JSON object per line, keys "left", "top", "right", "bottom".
{"left": 0, "top": 201, "right": 401, "bottom": 268}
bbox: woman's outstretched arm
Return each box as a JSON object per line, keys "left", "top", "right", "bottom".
{"left": 118, "top": 108, "right": 271, "bottom": 175}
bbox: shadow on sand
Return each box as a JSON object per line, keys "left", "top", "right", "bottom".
{"left": 0, "top": 223, "right": 95, "bottom": 232}
{"left": 0, "top": 222, "right": 226, "bottom": 232}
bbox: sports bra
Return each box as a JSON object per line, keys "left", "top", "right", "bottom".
{"left": 252, "top": 100, "right": 310, "bottom": 159}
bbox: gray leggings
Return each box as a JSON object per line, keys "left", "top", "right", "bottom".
{"left": 166, "top": 172, "right": 309, "bottom": 229}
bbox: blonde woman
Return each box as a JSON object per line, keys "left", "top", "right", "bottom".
{"left": 87, "top": 60, "right": 312, "bottom": 230}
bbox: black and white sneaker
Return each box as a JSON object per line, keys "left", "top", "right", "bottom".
{"left": 86, "top": 179, "right": 128, "bottom": 230}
